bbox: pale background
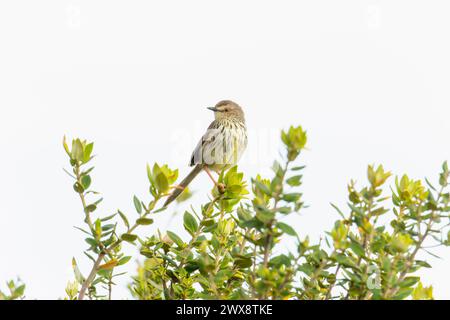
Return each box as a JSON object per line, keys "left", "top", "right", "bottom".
{"left": 0, "top": 1, "right": 449, "bottom": 299}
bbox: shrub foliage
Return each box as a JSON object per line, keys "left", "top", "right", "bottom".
{"left": 3, "top": 125, "right": 449, "bottom": 300}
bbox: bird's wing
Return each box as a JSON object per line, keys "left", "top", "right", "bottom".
{"left": 189, "top": 120, "right": 223, "bottom": 166}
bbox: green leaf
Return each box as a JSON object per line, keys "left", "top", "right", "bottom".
{"left": 136, "top": 217, "right": 154, "bottom": 225}
{"left": 415, "top": 260, "right": 432, "bottom": 268}
{"left": 253, "top": 179, "right": 271, "bottom": 196}
{"left": 83, "top": 143, "right": 94, "bottom": 163}
{"left": 153, "top": 206, "right": 168, "bottom": 214}
{"left": 94, "top": 219, "right": 102, "bottom": 238}
{"left": 101, "top": 224, "right": 115, "bottom": 231}
{"left": 185, "top": 261, "right": 199, "bottom": 273}
{"left": 334, "top": 253, "right": 358, "bottom": 270}
{"left": 101, "top": 213, "right": 117, "bottom": 221}
{"left": 73, "top": 182, "right": 84, "bottom": 193}
{"left": 298, "top": 263, "right": 315, "bottom": 276}
{"left": 14, "top": 284, "right": 25, "bottom": 297}
{"left": 349, "top": 241, "right": 365, "bottom": 257}
{"left": 121, "top": 233, "right": 138, "bottom": 243}
{"left": 81, "top": 175, "right": 91, "bottom": 190}
{"left": 203, "top": 222, "right": 218, "bottom": 233}
{"left": 237, "top": 206, "right": 253, "bottom": 221}
{"left": 201, "top": 218, "right": 215, "bottom": 227}
{"left": 117, "top": 256, "right": 132, "bottom": 266}
{"left": 72, "top": 258, "right": 85, "bottom": 283}
{"left": 146, "top": 163, "right": 153, "bottom": 183}
{"left": 183, "top": 211, "right": 198, "bottom": 235}
{"left": 85, "top": 237, "right": 97, "bottom": 247}
{"left": 234, "top": 256, "right": 252, "bottom": 268}
{"left": 276, "top": 222, "right": 297, "bottom": 236}
{"left": 286, "top": 175, "right": 302, "bottom": 187}
{"left": 391, "top": 234, "right": 413, "bottom": 253}
{"left": 167, "top": 231, "right": 184, "bottom": 248}
{"left": 118, "top": 210, "right": 130, "bottom": 230}
{"left": 392, "top": 288, "right": 413, "bottom": 300}
{"left": 272, "top": 160, "right": 284, "bottom": 177}
{"left": 425, "top": 178, "right": 436, "bottom": 191}
{"left": 277, "top": 206, "right": 292, "bottom": 214}
{"left": 371, "top": 207, "right": 388, "bottom": 216}
{"left": 133, "top": 195, "right": 142, "bottom": 214}
{"left": 255, "top": 205, "right": 275, "bottom": 224}
{"left": 153, "top": 164, "right": 169, "bottom": 193}
{"left": 85, "top": 204, "right": 97, "bottom": 213}
{"left": 71, "top": 139, "right": 84, "bottom": 162}
{"left": 412, "top": 282, "right": 433, "bottom": 300}
{"left": 399, "top": 276, "right": 420, "bottom": 288}
{"left": 282, "top": 193, "right": 301, "bottom": 202}
{"left": 330, "top": 203, "right": 345, "bottom": 219}
{"left": 176, "top": 187, "right": 192, "bottom": 203}
{"left": 227, "top": 185, "right": 242, "bottom": 195}
{"left": 269, "top": 254, "right": 292, "bottom": 267}
{"left": 63, "top": 136, "right": 70, "bottom": 156}
{"left": 439, "top": 173, "right": 448, "bottom": 187}
{"left": 74, "top": 226, "right": 91, "bottom": 236}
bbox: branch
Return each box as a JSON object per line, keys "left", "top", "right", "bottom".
{"left": 78, "top": 253, "right": 105, "bottom": 300}
{"left": 263, "top": 160, "right": 291, "bottom": 268}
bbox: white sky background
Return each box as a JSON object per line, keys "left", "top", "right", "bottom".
{"left": 0, "top": 1, "right": 449, "bottom": 299}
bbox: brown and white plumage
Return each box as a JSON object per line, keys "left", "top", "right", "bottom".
{"left": 163, "top": 100, "right": 247, "bottom": 207}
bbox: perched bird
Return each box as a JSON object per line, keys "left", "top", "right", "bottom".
{"left": 163, "top": 100, "right": 248, "bottom": 207}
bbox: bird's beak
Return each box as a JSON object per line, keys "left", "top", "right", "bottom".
{"left": 207, "top": 106, "right": 218, "bottom": 112}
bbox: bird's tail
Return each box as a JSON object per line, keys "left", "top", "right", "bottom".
{"left": 163, "top": 164, "right": 203, "bottom": 207}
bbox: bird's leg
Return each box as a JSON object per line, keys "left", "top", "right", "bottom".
{"left": 203, "top": 166, "right": 226, "bottom": 194}
{"left": 203, "top": 166, "right": 218, "bottom": 185}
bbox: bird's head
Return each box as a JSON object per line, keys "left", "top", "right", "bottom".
{"left": 207, "top": 100, "right": 245, "bottom": 122}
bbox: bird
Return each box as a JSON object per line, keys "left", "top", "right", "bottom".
{"left": 163, "top": 100, "right": 248, "bottom": 207}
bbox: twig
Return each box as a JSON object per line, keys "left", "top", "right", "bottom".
{"left": 325, "top": 265, "right": 341, "bottom": 300}
{"left": 78, "top": 253, "right": 105, "bottom": 300}
{"left": 262, "top": 160, "right": 291, "bottom": 268}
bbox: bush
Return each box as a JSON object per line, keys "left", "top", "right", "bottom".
{"left": 5, "top": 125, "right": 448, "bottom": 300}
